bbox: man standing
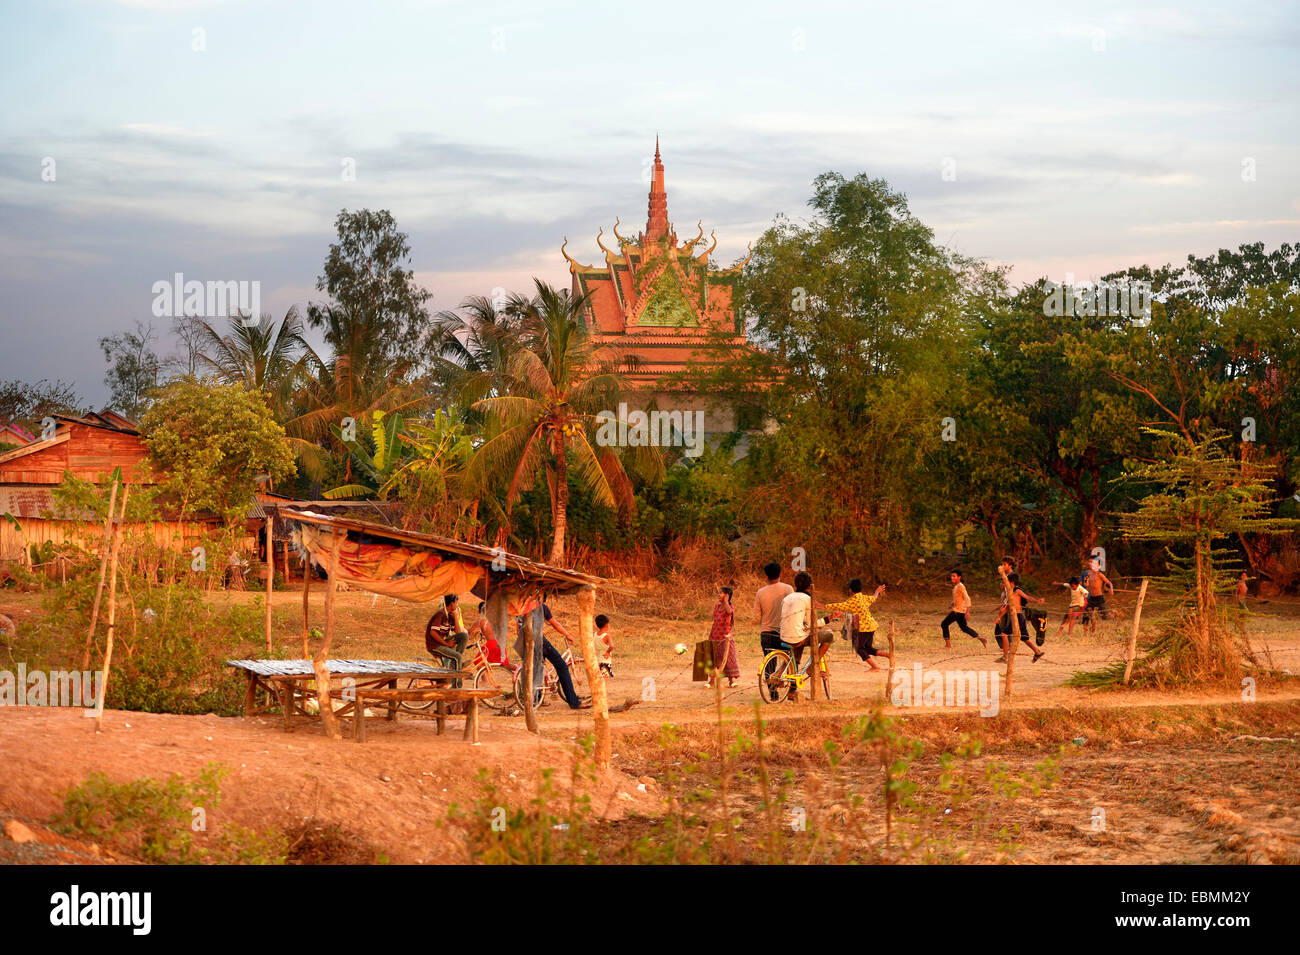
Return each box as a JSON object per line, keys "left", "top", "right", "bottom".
{"left": 755, "top": 561, "right": 794, "bottom": 658}
{"left": 513, "top": 599, "right": 589, "bottom": 710}
{"left": 940, "top": 570, "right": 984, "bottom": 648}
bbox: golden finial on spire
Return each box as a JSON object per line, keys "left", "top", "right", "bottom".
{"left": 737, "top": 241, "right": 755, "bottom": 268}
{"left": 690, "top": 220, "right": 704, "bottom": 246}
{"left": 612, "top": 216, "right": 627, "bottom": 244}
{"left": 596, "top": 226, "right": 615, "bottom": 258}
{"left": 561, "top": 236, "right": 582, "bottom": 269}
{"left": 702, "top": 228, "right": 722, "bottom": 259}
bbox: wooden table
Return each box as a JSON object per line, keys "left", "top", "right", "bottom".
{"left": 227, "top": 659, "right": 483, "bottom": 741}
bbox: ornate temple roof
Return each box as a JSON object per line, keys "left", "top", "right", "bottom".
{"left": 563, "top": 141, "right": 751, "bottom": 386}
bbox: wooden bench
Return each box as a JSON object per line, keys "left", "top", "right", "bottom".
{"left": 330, "top": 686, "right": 499, "bottom": 743}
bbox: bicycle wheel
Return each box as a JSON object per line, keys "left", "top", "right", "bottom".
{"left": 400, "top": 677, "right": 437, "bottom": 711}
{"left": 475, "top": 664, "right": 516, "bottom": 712}
{"left": 565, "top": 651, "right": 587, "bottom": 699}
{"left": 513, "top": 663, "right": 554, "bottom": 709}
{"left": 758, "top": 651, "right": 792, "bottom": 703}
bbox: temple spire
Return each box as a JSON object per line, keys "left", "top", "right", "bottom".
{"left": 645, "top": 137, "right": 668, "bottom": 240}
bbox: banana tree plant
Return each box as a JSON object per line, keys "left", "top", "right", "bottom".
{"left": 323, "top": 409, "right": 407, "bottom": 499}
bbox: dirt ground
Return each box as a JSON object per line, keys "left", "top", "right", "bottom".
{"left": 1, "top": 581, "right": 1297, "bottom": 863}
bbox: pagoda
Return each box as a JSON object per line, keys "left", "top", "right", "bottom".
{"left": 562, "top": 140, "right": 750, "bottom": 428}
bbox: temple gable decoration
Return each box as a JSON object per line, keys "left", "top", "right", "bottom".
{"left": 562, "top": 140, "right": 751, "bottom": 389}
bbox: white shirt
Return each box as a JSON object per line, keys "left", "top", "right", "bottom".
{"left": 779, "top": 592, "right": 812, "bottom": 643}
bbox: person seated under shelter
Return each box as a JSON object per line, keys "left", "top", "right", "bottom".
{"left": 425, "top": 593, "right": 469, "bottom": 685}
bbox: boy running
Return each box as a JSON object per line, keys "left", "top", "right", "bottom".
{"left": 820, "top": 578, "right": 889, "bottom": 670}
{"left": 993, "top": 572, "right": 1045, "bottom": 662}
{"left": 940, "top": 570, "right": 984, "bottom": 648}
{"left": 1052, "top": 577, "right": 1089, "bottom": 639}
{"left": 1081, "top": 558, "right": 1114, "bottom": 627}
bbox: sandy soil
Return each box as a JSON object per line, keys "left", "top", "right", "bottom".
{"left": 1, "top": 582, "right": 1297, "bottom": 863}
{"left": 0, "top": 705, "right": 657, "bottom": 864}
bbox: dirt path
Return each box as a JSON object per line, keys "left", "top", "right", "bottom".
{"left": 0, "top": 705, "right": 657, "bottom": 864}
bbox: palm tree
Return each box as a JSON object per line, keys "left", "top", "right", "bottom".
{"left": 196, "top": 309, "right": 327, "bottom": 485}
{"left": 282, "top": 303, "right": 430, "bottom": 487}
{"left": 432, "top": 294, "right": 528, "bottom": 403}
{"left": 195, "top": 309, "right": 307, "bottom": 401}
{"left": 467, "top": 280, "right": 638, "bottom": 565}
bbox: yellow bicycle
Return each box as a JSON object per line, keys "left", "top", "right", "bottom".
{"left": 758, "top": 643, "right": 831, "bottom": 703}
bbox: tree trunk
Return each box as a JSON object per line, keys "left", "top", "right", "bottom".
{"left": 549, "top": 439, "right": 569, "bottom": 566}
{"left": 1080, "top": 499, "right": 1099, "bottom": 557}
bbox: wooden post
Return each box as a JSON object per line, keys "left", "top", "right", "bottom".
{"left": 464, "top": 698, "right": 479, "bottom": 743}
{"left": 93, "top": 485, "right": 129, "bottom": 732}
{"left": 1123, "top": 578, "right": 1149, "bottom": 685}
{"left": 576, "top": 585, "right": 610, "bottom": 770}
{"left": 521, "top": 609, "right": 538, "bottom": 734}
{"left": 300, "top": 553, "right": 312, "bottom": 659}
{"left": 808, "top": 581, "right": 820, "bottom": 701}
{"left": 998, "top": 564, "right": 1018, "bottom": 698}
{"left": 82, "top": 479, "right": 119, "bottom": 670}
{"left": 883, "top": 620, "right": 896, "bottom": 704}
{"left": 313, "top": 530, "right": 342, "bottom": 739}
{"left": 264, "top": 514, "right": 274, "bottom": 655}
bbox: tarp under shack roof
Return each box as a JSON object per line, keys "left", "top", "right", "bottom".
{"left": 277, "top": 507, "right": 614, "bottom": 602}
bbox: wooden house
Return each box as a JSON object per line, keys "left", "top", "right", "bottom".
{"left": 0, "top": 411, "right": 217, "bottom": 564}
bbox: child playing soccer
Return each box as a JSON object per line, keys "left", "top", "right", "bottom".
{"left": 940, "top": 570, "right": 985, "bottom": 648}
{"left": 1052, "top": 577, "right": 1088, "bottom": 639}
{"left": 820, "top": 578, "right": 888, "bottom": 671}
{"left": 993, "top": 572, "right": 1045, "bottom": 662}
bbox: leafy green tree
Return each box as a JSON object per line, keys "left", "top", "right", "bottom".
{"left": 432, "top": 294, "right": 526, "bottom": 404}
{"left": 972, "top": 281, "right": 1147, "bottom": 556}
{"left": 323, "top": 409, "right": 408, "bottom": 500}
{"left": 0, "top": 378, "right": 82, "bottom": 435}
{"left": 1101, "top": 243, "right": 1300, "bottom": 589}
{"left": 140, "top": 379, "right": 296, "bottom": 525}
{"left": 100, "top": 321, "right": 162, "bottom": 420}
{"left": 692, "top": 171, "right": 1001, "bottom": 574}
{"left": 387, "top": 408, "right": 479, "bottom": 535}
{"left": 308, "top": 209, "right": 432, "bottom": 370}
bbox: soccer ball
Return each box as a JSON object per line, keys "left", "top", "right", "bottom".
{"left": 673, "top": 643, "right": 688, "bottom": 655}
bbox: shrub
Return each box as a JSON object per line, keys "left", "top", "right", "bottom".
{"left": 54, "top": 763, "right": 286, "bottom": 864}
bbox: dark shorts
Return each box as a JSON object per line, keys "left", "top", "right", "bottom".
{"left": 852, "top": 630, "right": 884, "bottom": 660}
{"left": 760, "top": 630, "right": 787, "bottom": 653}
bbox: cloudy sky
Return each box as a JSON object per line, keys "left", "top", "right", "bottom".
{"left": 2, "top": 0, "right": 1297, "bottom": 406}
